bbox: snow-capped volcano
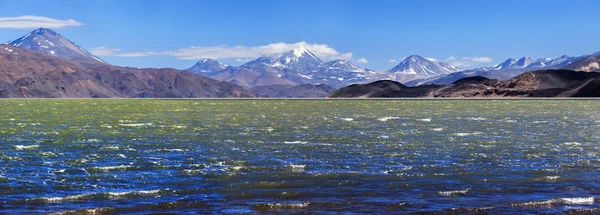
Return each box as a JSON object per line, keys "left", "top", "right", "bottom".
{"left": 242, "top": 47, "right": 323, "bottom": 73}
{"left": 186, "top": 58, "right": 228, "bottom": 73}
{"left": 388, "top": 55, "right": 458, "bottom": 78}
{"left": 7, "top": 28, "right": 105, "bottom": 63}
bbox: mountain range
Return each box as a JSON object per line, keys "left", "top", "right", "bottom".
{"left": 405, "top": 55, "right": 593, "bottom": 86}
{"left": 185, "top": 48, "right": 459, "bottom": 92}
{"left": 1, "top": 28, "right": 599, "bottom": 98}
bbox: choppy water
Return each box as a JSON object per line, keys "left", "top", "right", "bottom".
{"left": 1, "top": 99, "right": 600, "bottom": 214}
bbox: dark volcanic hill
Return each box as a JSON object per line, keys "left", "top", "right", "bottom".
{"left": 0, "top": 44, "right": 259, "bottom": 98}
{"left": 328, "top": 70, "right": 600, "bottom": 98}
{"left": 250, "top": 84, "right": 337, "bottom": 98}
{"left": 8, "top": 28, "right": 105, "bottom": 63}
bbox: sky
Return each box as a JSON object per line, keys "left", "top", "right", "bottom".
{"left": 0, "top": 0, "right": 599, "bottom": 71}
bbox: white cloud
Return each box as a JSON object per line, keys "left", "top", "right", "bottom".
{"left": 357, "top": 58, "right": 368, "bottom": 63}
{"left": 462, "top": 56, "right": 493, "bottom": 63}
{"left": 447, "top": 56, "right": 493, "bottom": 68}
{"left": 426, "top": 57, "right": 438, "bottom": 62}
{"left": 388, "top": 59, "right": 397, "bottom": 63}
{"left": 235, "top": 58, "right": 250, "bottom": 62}
{"left": 0, "top": 15, "right": 83, "bottom": 29}
{"left": 90, "top": 47, "right": 121, "bottom": 56}
{"left": 94, "top": 41, "right": 353, "bottom": 61}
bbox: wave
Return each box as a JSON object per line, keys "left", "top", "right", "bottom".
{"left": 563, "top": 142, "right": 581, "bottom": 146}
{"left": 119, "top": 123, "right": 153, "bottom": 127}
{"left": 417, "top": 118, "right": 432, "bottom": 122}
{"left": 340, "top": 118, "right": 354, "bottom": 121}
{"left": 12, "top": 145, "right": 39, "bottom": 150}
{"left": 284, "top": 141, "right": 309, "bottom": 144}
{"left": 283, "top": 141, "right": 332, "bottom": 146}
{"left": 252, "top": 202, "right": 310, "bottom": 210}
{"left": 453, "top": 132, "right": 483, "bottom": 136}
{"left": 438, "top": 188, "right": 470, "bottom": 196}
{"left": 87, "top": 165, "right": 135, "bottom": 172}
{"left": 512, "top": 196, "right": 596, "bottom": 207}
{"left": 378, "top": 116, "right": 400, "bottom": 122}
{"left": 19, "top": 189, "right": 166, "bottom": 203}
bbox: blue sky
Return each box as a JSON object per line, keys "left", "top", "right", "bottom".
{"left": 0, "top": 0, "right": 599, "bottom": 70}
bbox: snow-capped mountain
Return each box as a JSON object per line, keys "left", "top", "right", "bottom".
{"left": 242, "top": 47, "right": 323, "bottom": 73}
{"left": 319, "top": 60, "right": 372, "bottom": 73}
{"left": 186, "top": 59, "right": 228, "bottom": 73}
{"left": 7, "top": 28, "right": 105, "bottom": 63}
{"left": 406, "top": 54, "right": 591, "bottom": 86}
{"left": 388, "top": 55, "right": 459, "bottom": 78}
{"left": 305, "top": 60, "right": 378, "bottom": 87}
{"left": 492, "top": 56, "right": 582, "bottom": 70}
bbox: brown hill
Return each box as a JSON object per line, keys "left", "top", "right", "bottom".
{"left": 328, "top": 70, "right": 600, "bottom": 98}
{"left": 562, "top": 56, "right": 600, "bottom": 72}
{"left": 0, "top": 45, "right": 259, "bottom": 98}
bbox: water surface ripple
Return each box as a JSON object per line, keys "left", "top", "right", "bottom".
{"left": 1, "top": 99, "right": 599, "bottom": 214}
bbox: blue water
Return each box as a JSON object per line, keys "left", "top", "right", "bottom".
{"left": 0, "top": 99, "right": 599, "bottom": 214}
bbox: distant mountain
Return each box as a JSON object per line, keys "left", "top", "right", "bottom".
{"left": 387, "top": 55, "right": 458, "bottom": 82}
{"left": 308, "top": 60, "right": 378, "bottom": 88}
{"left": 329, "top": 70, "right": 600, "bottom": 98}
{"left": 186, "top": 59, "right": 228, "bottom": 73}
{"left": 492, "top": 56, "right": 581, "bottom": 70}
{"left": 200, "top": 48, "right": 378, "bottom": 88}
{"left": 407, "top": 55, "right": 587, "bottom": 86}
{"left": 205, "top": 66, "right": 296, "bottom": 88}
{"left": 7, "top": 28, "right": 105, "bottom": 63}
{"left": 0, "top": 44, "right": 259, "bottom": 98}
{"left": 242, "top": 47, "right": 323, "bottom": 73}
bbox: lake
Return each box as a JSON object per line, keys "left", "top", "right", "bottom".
{"left": 1, "top": 99, "right": 599, "bottom": 214}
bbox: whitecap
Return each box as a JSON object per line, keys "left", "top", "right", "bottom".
{"left": 28, "top": 189, "right": 164, "bottom": 203}
{"left": 101, "top": 146, "right": 120, "bottom": 150}
{"left": 561, "top": 197, "right": 595, "bottom": 205}
{"left": 13, "top": 145, "right": 39, "bottom": 150}
{"left": 378, "top": 116, "right": 399, "bottom": 122}
{"left": 288, "top": 164, "right": 306, "bottom": 169}
{"left": 512, "top": 196, "right": 596, "bottom": 207}
{"left": 340, "top": 118, "right": 354, "bottom": 121}
{"left": 89, "top": 165, "right": 132, "bottom": 172}
{"left": 119, "top": 123, "right": 153, "bottom": 127}
{"left": 563, "top": 142, "right": 581, "bottom": 146}
{"left": 453, "top": 132, "right": 482, "bottom": 136}
{"left": 438, "top": 188, "right": 470, "bottom": 196}
{"left": 256, "top": 202, "right": 310, "bottom": 209}
{"left": 417, "top": 118, "right": 432, "bottom": 122}
{"left": 468, "top": 117, "right": 487, "bottom": 121}
{"left": 284, "top": 141, "right": 309, "bottom": 144}
{"left": 431, "top": 128, "right": 444, "bottom": 131}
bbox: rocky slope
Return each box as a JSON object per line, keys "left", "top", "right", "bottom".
{"left": 562, "top": 56, "right": 600, "bottom": 72}
{"left": 0, "top": 44, "right": 259, "bottom": 98}
{"left": 329, "top": 70, "right": 600, "bottom": 98}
